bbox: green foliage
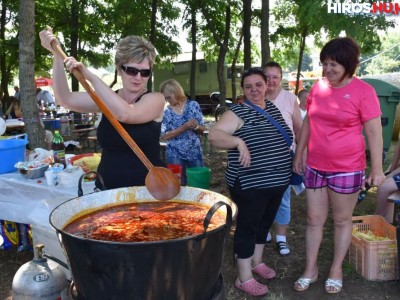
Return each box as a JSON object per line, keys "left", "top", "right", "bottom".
{"left": 1, "top": 0, "right": 183, "bottom": 88}
{"left": 0, "top": 2, "right": 19, "bottom": 92}
{"left": 363, "top": 32, "right": 400, "bottom": 75}
{"left": 30, "top": 0, "right": 115, "bottom": 76}
{"left": 196, "top": 0, "right": 251, "bottom": 64}
{"left": 1, "top": 0, "right": 397, "bottom": 102}
{"left": 271, "top": 0, "right": 395, "bottom": 73}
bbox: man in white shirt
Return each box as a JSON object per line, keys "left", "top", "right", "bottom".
{"left": 298, "top": 89, "right": 309, "bottom": 120}
{"left": 14, "top": 86, "right": 20, "bottom": 100}
{"left": 36, "top": 88, "right": 55, "bottom": 107}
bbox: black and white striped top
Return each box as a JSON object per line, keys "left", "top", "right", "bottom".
{"left": 226, "top": 101, "right": 293, "bottom": 189}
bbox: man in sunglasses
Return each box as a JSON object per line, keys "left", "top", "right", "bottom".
{"left": 40, "top": 28, "right": 165, "bottom": 190}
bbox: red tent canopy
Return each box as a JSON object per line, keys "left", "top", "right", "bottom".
{"left": 35, "top": 77, "right": 53, "bottom": 87}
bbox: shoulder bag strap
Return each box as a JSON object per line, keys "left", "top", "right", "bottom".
{"left": 244, "top": 99, "right": 293, "bottom": 148}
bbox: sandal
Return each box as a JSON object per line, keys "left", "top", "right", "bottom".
{"left": 252, "top": 263, "right": 276, "bottom": 279}
{"left": 234, "top": 278, "right": 268, "bottom": 296}
{"left": 325, "top": 278, "right": 343, "bottom": 294}
{"left": 276, "top": 241, "right": 290, "bottom": 256}
{"left": 293, "top": 274, "right": 318, "bottom": 292}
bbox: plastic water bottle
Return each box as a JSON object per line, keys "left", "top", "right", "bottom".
{"left": 60, "top": 115, "right": 70, "bottom": 135}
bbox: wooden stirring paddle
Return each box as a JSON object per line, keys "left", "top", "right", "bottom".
{"left": 49, "top": 37, "right": 180, "bottom": 201}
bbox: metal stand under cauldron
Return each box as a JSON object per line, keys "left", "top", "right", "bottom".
{"left": 209, "top": 274, "right": 225, "bottom": 300}
{"left": 70, "top": 274, "right": 225, "bottom": 300}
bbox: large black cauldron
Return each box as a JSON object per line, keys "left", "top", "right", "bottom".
{"left": 50, "top": 186, "right": 236, "bottom": 300}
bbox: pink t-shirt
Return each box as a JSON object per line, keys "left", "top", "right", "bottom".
{"left": 269, "top": 89, "right": 297, "bottom": 134}
{"left": 269, "top": 89, "right": 298, "bottom": 148}
{"left": 306, "top": 77, "right": 381, "bottom": 172}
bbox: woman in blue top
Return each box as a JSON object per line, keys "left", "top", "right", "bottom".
{"left": 160, "top": 79, "right": 205, "bottom": 185}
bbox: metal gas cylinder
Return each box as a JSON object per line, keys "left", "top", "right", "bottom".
{"left": 12, "top": 244, "right": 69, "bottom": 300}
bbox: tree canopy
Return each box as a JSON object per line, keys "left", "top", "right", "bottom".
{"left": 0, "top": 0, "right": 396, "bottom": 130}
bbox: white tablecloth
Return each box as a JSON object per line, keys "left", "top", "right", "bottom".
{"left": 5, "top": 118, "right": 25, "bottom": 128}
{"left": 0, "top": 171, "right": 95, "bottom": 226}
{"left": 0, "top": 172, "right": 95, "bottom": 276}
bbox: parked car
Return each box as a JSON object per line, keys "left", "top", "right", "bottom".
{"left": 210, "top": 92, "right": 234, "bottom": 121}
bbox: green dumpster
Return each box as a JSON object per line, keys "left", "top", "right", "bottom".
{"left": 362, "top": 78, "right": 400, "bottom": 157}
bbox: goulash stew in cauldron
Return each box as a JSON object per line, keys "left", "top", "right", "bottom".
{"left": 63, "top": 201, "right": 226, "bottom": 242}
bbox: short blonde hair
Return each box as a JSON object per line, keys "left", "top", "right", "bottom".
{"left": 115, "top": 36, "right": 156, "bottom": 69}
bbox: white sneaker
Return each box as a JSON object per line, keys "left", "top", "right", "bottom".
{"left": 266, "top": 232, "right": 272, "bottom": 243}
{"left": 276, "top": 241, "right": 290, "bottom": 256}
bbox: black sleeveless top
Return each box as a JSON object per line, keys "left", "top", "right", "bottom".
{"left": 95, "top": 92, "right": 165, "bottom": 189}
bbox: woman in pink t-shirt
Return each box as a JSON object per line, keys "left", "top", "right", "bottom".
{"left": 293, "top": 37, "right": 386, "bottom": 294}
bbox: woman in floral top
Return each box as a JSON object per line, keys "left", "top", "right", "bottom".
{"left": 160, "top": 79, "right": 205, "bottom": 185}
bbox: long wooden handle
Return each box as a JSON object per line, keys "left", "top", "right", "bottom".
{"left": 50, "top": 40, "right": 154, "bottom": 170}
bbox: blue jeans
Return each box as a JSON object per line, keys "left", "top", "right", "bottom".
{"left": 274, "top": 186, "right": 291, "bottom": 225}
{"left": 166, "top": 154, "right": 204, "bottom": 185}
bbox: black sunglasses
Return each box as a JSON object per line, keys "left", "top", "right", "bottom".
{"left": 121, "top": 65, "right": 152, "bottom": 77}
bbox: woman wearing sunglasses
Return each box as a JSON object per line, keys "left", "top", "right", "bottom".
{"left": 39, "top": 28, "right": 165, "bottom": 189}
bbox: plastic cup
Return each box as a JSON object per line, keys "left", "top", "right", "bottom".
{"left": 65, "top": 154, "right": 75, "bottom": 167}
{"left": 167, "top": 164, "right": 182, "bottom": 182}
{"left": 44, "top": 170, "right": 54, "bottom": 186}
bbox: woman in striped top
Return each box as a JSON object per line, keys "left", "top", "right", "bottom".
{"left": 209, "top": 67, "right": 292, "bottom": 296}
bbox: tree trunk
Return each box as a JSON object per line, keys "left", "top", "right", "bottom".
{"left": 70, "top": 0, "right": 79, "bottom": 92}
{"left": 148, "top": 0, "right": 158, "bottom": 91}
{"left": 295, "top": 28, "right": 307, "bottom": 95}
{"left": 260, "top": 0, "right": 270, "bottom": 65}
{"left": 0, "top": 0, "right": 10, "bottom": 105}
{"left": 199, "top": 1, "right": 231, "bottom": 110}
{"left": 217, "top": 5, "right": 231, "bottom": 109}
{"left": 243, "top": 0, "right": 252, "bottom": 69}
{"left": 190, "top": 7, "right": 197, "bottom": 100}
{"left": 19, "top": 0, "right": 46, "bottom": 149}
{"left": 231, "top": 31, "right": 243, "bottom": 103}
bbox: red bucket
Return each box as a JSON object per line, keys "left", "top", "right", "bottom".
{"left": 167, "top": 164, "right": 182, "bottom": 182}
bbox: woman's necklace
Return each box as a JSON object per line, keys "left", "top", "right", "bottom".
{"left": 177, "top": 101, "right": 186, "bottom": 113}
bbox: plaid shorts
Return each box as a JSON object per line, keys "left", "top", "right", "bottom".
{"left": 393, "top": 173, "right": 400, "bottom": 190}
{"left": 304, "top": 166, "right": 365, "bottom": 194}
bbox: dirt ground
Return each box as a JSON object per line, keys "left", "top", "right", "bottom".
{"left": 1, "top": 145, "right": 400, "bottom": 299}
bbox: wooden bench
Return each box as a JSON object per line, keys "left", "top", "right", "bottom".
{"left": 87, "top": 136, "right": 100, "bottom": 152}
{"left": 387, "top": 191, "right": 400, "bottom": 223}
{"left": 71, "top": 126, "right": 96, "bottom": 152}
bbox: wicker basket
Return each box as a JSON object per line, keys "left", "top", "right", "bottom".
{"left": 348, "top": 215, "right": 398, "bottom": 281}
